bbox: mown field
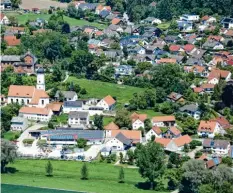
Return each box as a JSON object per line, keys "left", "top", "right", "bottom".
{"left": 67, "top": 77, "right": 148, "bottom": 108}
{"left": 1, "top": 159, "right": 167, "bottom": 193}
{"left": 5, "top": 12, "right": 107, "bottom": 29}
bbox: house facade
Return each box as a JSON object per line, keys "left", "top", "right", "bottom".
{"left": 152, "top": 116, "right": 176, "bottom": 127}
{"left": 68, "top": 111, "right": 90, "bottom": 126}
{"left": 96, "top": 95, "right": 116, "bottom": 111}
{"left": 197, "top": 120, "right": 223, "bottom": 138}
{"left": 10, "top": 116, "right": 28, "bottom": 131}
{"left": 203, "top": 139, "right": 230, "bottom": 156}
{"left": 145, "top": 126, "right": 162, "bottom": 141}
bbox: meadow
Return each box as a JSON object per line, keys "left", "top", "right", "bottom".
{"left": 1, "top": 159, "right": 167, "bottom": 193}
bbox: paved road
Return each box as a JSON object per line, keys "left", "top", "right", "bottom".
{"left": 17, "top": 123, "right": 46, "bottom": 156}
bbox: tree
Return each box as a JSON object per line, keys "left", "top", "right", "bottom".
{"left": 222, "top": 83, "right": 233, "bottom": 108}
{"left": 126, "top": 149, "right": 134, "bottom": 165}
{"left": 80, "top": 88, "right": 87, "bottom": 95}
{"left": 189, "top": 140, "right": 202, "bottom": 149}
{"left": 80, "top": 163, "right": 88, "bottom": 180}
{"left": 183, "top": 144, "right": 189, "bottom": 153}
{"left": 198, "top": 184, "right": 215, "bottom": 193}
{"left": 155, "top": 0, "right": 172, "bottom": 20}
{"left": 114, "top": 109, "right": 131, "bottom": 129}
{"left": 136, "top": 142, "right": 165, "bottom": 190}
{"left": 45, "top": 161, "right": 53, "bottom": 176}
{"left": 11, "top": 0, "right": 22, "bottom": 8}
{"left": 8, "top": 16, "right": 18, "bottom": 26}
{"left": 179, "top": 160, "right": 211, "bottom": 193}
{"left": 1, "top": 139, "right": 17, "bottom": 173}
{"left": 4, "top": 47, "right": 21, "bottom": 55}
{"left": 118, "top": 167, "right": 125, "bottom": 183}
{"left": 52, "top": 65, "right": 63, "bottom": 82}
{"left": 144, "top": 118, "right": 152, "bottom": 132}
{"left": 14, "top": 75, "right": 23, "bottom": 85}
{"left": 61, "top": 23, "right": 70, "bottom": 33}
{"left": 222, "top": 156, "right": 232, "bottom": 167}
{"left": 123, "top": 46, "right": 128, "bottom": 58}
{"left": 77, "top": 138, "right": 87, "bottom": 148}
{"left": 136, "top": 62, "right": 152, "bottom": 74}
{"left": 93, "top": 114, "right": 103, "bottom": 130}
{"left": 119, "top": 152, "right": 124, "bottom": 164}
{"left": 169, "top": 152, "right": 181, "bottom": 168}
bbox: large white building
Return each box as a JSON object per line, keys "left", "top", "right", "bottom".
{"left": 19, "top": 106, "right": 53, "bottom": 122}
{"left": 197, "top": 120, "right": 224, "bottom": 138}
{"left": 7, "top": 68, "right": 49, "bottom": 108}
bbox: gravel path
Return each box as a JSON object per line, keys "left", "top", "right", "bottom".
{"left": 20, "top": 0, "right": 68, "bottom": 10}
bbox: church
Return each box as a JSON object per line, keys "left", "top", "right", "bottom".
{"left": 7, "top": 68, "right": 49, "bottom": 108}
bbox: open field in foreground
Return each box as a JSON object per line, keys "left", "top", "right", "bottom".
{"left": 1, "top": 160, "right": 166, "bottom": 193}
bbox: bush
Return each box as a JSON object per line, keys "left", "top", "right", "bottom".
{"left": 23, "top": 139, "right": 34, "bottom": 145}
{"left": 190, "top": 140, "right": 202, "bottom": 149}
{"left": 195, "top": 151, "right": 202, "bottom": 159}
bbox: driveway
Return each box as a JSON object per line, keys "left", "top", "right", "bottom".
{"left": 187, "top": 146, "right": 203, "bottom": 159}
{"left": 17, "top": 123, "right": 46, "bottom": 156}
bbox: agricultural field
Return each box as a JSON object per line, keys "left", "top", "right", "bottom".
{"left": 1, "top": 159, "right": 166, "bottom": 193}
{"left": 5, "top": 12, "right": 107, "bottom": 29}
{"left": 67, "top": 77, "right": 148, "bottom": 108}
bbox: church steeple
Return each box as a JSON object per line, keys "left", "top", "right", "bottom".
{"left": 36, "top": 68, "right": 45, "bottom": 91}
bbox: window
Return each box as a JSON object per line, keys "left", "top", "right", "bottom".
{"left": 11, "top": 99, "right": 13, "bottom": 103}
{"left": 16, "top": 99, "right": 19, "bottom": 103}
{"left": 41, "top": 100, "right": 44, "bottom": 105}
{"left": 27, "top": 99, "right": 29, "bottom": 104}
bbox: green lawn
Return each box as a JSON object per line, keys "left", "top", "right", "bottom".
{"left": 5, "top": 12, "right": 107, "bottom": 29}
{"left": 68, "top": 77, "right": 147, "bottom": 108}
{"left": 103, "top": 116, "right": 115, "bottom": 126}
{"left": 2, "top": 159, "right": 166, "bottom": 193}
{"left": 3, "top": 131, "right": 21, "bottom": 141}
{"left": 157, "top": 22, "right": 171, "bottom": 30}
{"left": 135, "top": 109, "right": 164, "bottom": 119}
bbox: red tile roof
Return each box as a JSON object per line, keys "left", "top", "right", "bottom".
{"left": 112, "top": 18, "right": 121, "bottom": 25}
{"left": 8, "top": 85, "right": 35, "bottom": 97}
{"left": 152, "top": 116, "right": 176, "bottom": 123}
{"left": 155, "top": 138, "right": 171, "bottom": 147}
{"left": 198, "top": 120, "right": 217, "bottom": 133}
{"left": 104, "top": 122, "right": 119, "bottom": 130}
{"left": 169, "top": 126, "right": 181, "bottom": 136}
{"left": 183, "top": 44, "right": 195, "bottom": 52}
{"left": 19, "top": 106, "right": 51, "bottom": 115}
{"left": 193, "top": 87, "right": 204, "bottom": 93}
{"left": 169, "top": 45, "right": 181, "bottom": 52}
{"left": 152, "top": 126, "right": 162, "bottom": 135}
{"left": 4, "top": 35, "right": 21, "bottom": 46}
{"left": 173, "top": 135, "right": 192, "bottom": 147}
{"left": 111, "top": 130, "right": 141, "bottom": 143}
{"left": 131, "top": 112, "right": 147, "bottom": 123}
{"left": 103, "top": 95, "right": 116, "bottom": 106}
{"left": 211, "top": 116, "right": 231, "bottom": 129}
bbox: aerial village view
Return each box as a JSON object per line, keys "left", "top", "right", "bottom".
{"left": 1, "top": 0, "right": 233, "bottom": 193}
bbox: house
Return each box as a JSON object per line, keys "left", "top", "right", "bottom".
{"left": 96, "top": 95, "right": 116, "bottom": 111}
{"left": 105, "top": 132, "right": 132, "bottom": 151}
{"left": 95, "top": 5, "right": 111, "bottom": 14}
{"left": 165, "top": 135, "right": 192, "bottom": 152}
{"left": 130, "top": 112, "right": 147, "bottom": 130}
{"left": 180, "top": 14, "right": 199, "bottom": 22}
{"left": 99, "top": 10, "right": 110, "bottom": 18}
{"left": 184, "top": 65, "right": 208, "bottom": 77}
{"left": 1, "top": 0, "right": 12, "bottom": 9}
{"left": 157, "top": 58, "right": 177, "bottom": 64}
{"left": 142, "top": 17, "right": 162, "bottom": 25}
{"left": 163, "top": 127, "right": 181, "bottom": 139}
{"left": 207, "top": 68, "right": 231, "bottom": 85}
{"left": 111, "top": 18, "right": 121, "bottom": 25}
{"left": 203, "top": 40, "right": 224, "bottom": 50}
{"left": 155, "top": 138, "right": 171, "bottom": 148}
{"left": 115, "top": 65, "right": 133, "bottom": 77}
{"left": 104, "top": 122, "right": 119, "bottom": 130}
{"left": 10, "top": 116, "right": 28, "bottom": 131}
{"left": 145, "top": 126, "right": 162, "bottom": 141}
{"left": 152, "top": 116, "right": 176, "bottom": 127}
{"left": 0, "top": 13, "right": 9, "bottom": 24}
{"left": 169, "top": 45, "right": 182, "bottom": 54}
{"left": 63, "top": 101, "right": 83, "bottom": 114}
{"left": 106, "top": 129, "right": 142, "bottom": 144}
{"left": 78, "top": 3, "right": 98, "bottom": 11}
{"left": 183, "top": 44, "right": 196, "bottom": 53}
{"left": 4, "top": 35, "right": 20, "bottom": 46}
{"left": 68, "top": 111, "right": 90, "bottom": 126}
{"left": 201, "top": 16, "right": 216, "bottom": 25}
{"left": 55, "top": 91, "right": 78, "bottom": 101}
{"left": 39, "top": 129, "right": 104, "bottom": 145}
{"left": 167, "top": 92, "right": 184, "bottom": 103}
{"left": 179, "top": 104, "right": 201, "bottom": 120}
{"left": 221, "top": 17, "right": 233, "bottom": 29}
{"left": 201, "top": 83, "right": 215, "bottom": 93}
{"left": 19, "top": 106, "right": 53, "bottom": 122}
{"left": 211, "top": 116, "right": 231, "bottom": 130}
{"left": 177, "top": 20, "right": 193, "bottom": 32}
{"left": 203, "top": 139, "right": 230, "bottom": 156}
{"left": 197, "top": 120, "right": 224, "bottom": 138}
{"left": 206, "top": 157, "right": 222, "bottom": 169}
{"left": 45, "top": 102, "right": 62, "bottom": 115}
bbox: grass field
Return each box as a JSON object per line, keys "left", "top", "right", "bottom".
{"left": 5, "top": 12, "right": 107, "bottom": 29}
{"left": 68, "top": 77, "right": 147, "bottom": 108}
{"left": 3, "top": 131, "right": 21, "bottom": 141}
{"left": 157, "top": 22, "right": 171, "bottom": 30}
{"left": 2, "top": 184, "right": 81, "bottom": 193}
{"left": 135, "top": 110, "right": 165, "bottom": 118}
{"left": 1, "top": 159, "right": 166, "bottom": 193}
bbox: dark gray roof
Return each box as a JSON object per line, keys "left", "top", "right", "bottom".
{"left": 203, "top": 139, "right": 230, "bottom": 149}
{"left": 115, "top": 132, "right": 132, "bottom": 145}
{"left": 179, "top": 104, "right": 199, "bottom": 112}
{"left": 79, "top": 3, "right": 98, "bottom": 10}
{"left": 69, "top": 111, "right": 89, "bottom": 119}
{"left": 0, "top": 55, "right": 21, "bottom": 62}
{"left": 37, "top": 67, "right": 44, "bottom": 74}
{"left": 55, "top": 91, "right": 77, "bottom": 99}
{"left": 64, "top": 101, "right": 83, "bottom": 108}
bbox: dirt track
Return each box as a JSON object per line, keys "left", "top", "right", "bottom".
{"left": 20, "top": 0, "right": 68, "bottom": 9}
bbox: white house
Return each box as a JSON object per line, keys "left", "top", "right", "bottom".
{"left": 180, "top": 14, "right": 200, "bottom": 22}
{"left": 68, "top": 111, "right": 90, "bottom": 126}
{"left": 203, "top": 139, "right": 230, "bottom": 156}
{"left": 19, "top": 106, "right": 53, "bottom": 122}
{"left": 152, "top": 116, "right": 176, "bottom": 127}
{"left": 55, "top": 91, "right": 78, "bottom": 101}
{"left": 105, "top": 132, "right": 132, "bottom": 151}
{"left": 10, "top": 116, "right": 28, "bottom": 131}
{"left": 130, "top": 112, "right": 147, "bottom": 130}
{"left": 7, "top": 68, "right": 49, "bottom": 108}
{"left": 145, "top": 126, "right": 162, "bottom": 141}
{"left": 197, "top": 120, "right": 224, "bottom": 138}
{"left": 96, "top": 95, "right": 116, "bottom": 111}
{"left": 165, "top": 135, "right": 192, "bottom": 152}
{"left": 179, "top": 104, "right": 201, "bottom": 120}
{"left": 63, "top": 101, "right": 83, "bottom": 114}
{"left": 0, "top": 13, "right": 9, "bottom": 25}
